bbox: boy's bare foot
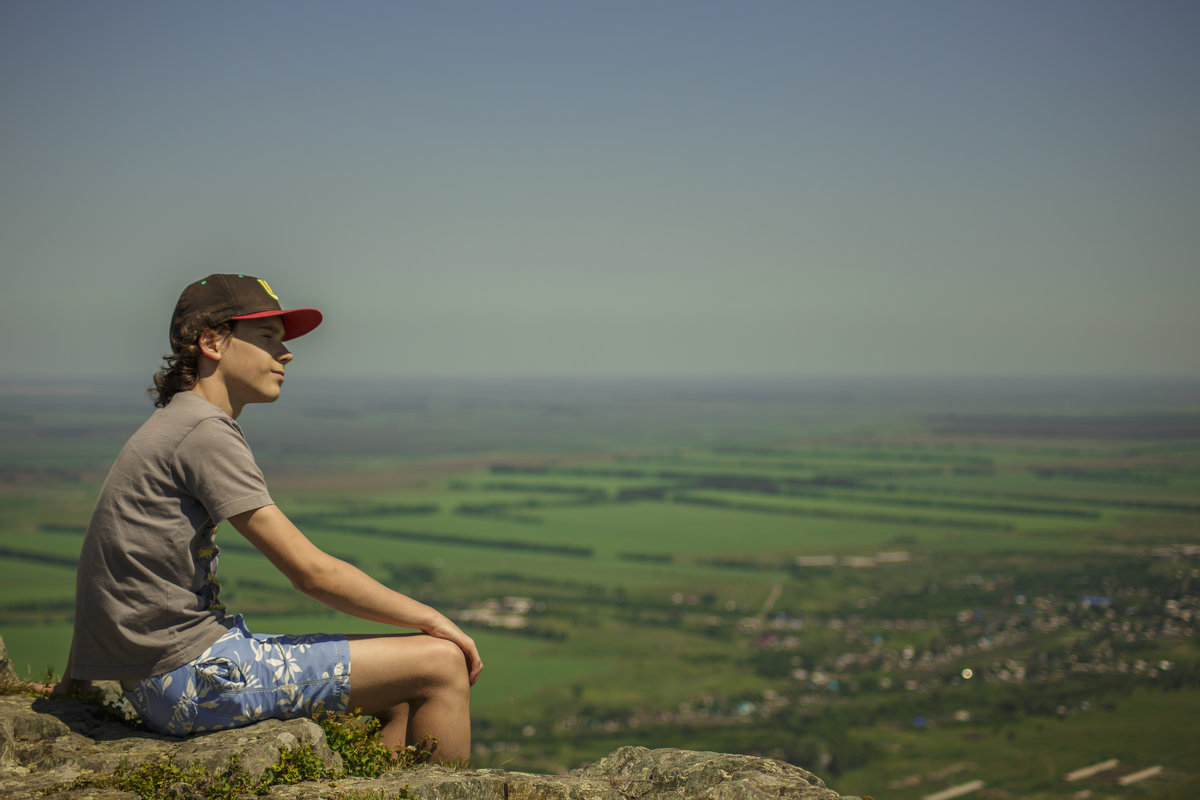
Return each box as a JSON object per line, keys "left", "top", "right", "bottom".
{"left": 26, "top": 679, "right": 93, "bottom": 696}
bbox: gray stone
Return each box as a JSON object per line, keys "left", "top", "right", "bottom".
{"left": 0, "top": 635, "right": 19, "bottom": 686}
{"left": 12, "top": 707, "right": 71, "bottom": 740}
{"left": 173, "top": 717, "right": 342, "bottom": 781}
{"left": 267, "top": 767, "right": 625, "bottom": 800}
{"left": 263, "top": 752, "right": 863, "bottom": 800}
{"left": 0, "top": 694, "right": 342, "bottom": 794}
{"left": 0, "top": 634, "right": 860, "bottom": 800}
{"left": 577, "top": 746, "right": 848, "bottom": 799}
{"left": 0, "top": 714, "right": 14, "bottom": 769}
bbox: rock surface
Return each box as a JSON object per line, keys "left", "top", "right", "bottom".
{"left": 0, "top": 693, "right": 342, "bottom": 799}
{"left": 0, "top": 635, "right": 20, "bottom": 685}
{"left": 0, "top": 640, "right": 862, "bottom": 799}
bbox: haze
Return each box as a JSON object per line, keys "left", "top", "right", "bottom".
{"left": 2, "top": 1, "right": 1197, "bottom": 381}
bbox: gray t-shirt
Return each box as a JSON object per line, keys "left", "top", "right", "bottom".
{"left": 71, "top": 391, "right": 274, "bottom": 680}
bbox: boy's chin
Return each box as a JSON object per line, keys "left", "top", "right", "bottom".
{"left": 247, "top": 390, "right": 283, "bottom": 405}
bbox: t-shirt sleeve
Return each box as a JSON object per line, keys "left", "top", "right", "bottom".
{"left": 174, "top": 417, "right": 274, "bottom": 523}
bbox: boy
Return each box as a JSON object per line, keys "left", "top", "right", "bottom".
{"left": 51, "top": 274, "right": 481, "bottom": 763}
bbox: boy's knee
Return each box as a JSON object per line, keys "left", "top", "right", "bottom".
{"left": 357, "top": 635, "right": 470, "bottom": 702}
{"left": 421, "top": 637, "right": 471, "bottom": 688}
{"left": 410, "top": 638, "right": 470, "bottom": 700}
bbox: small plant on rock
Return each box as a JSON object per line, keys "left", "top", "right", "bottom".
{"left": 315, "top": 707, "right": 437, "bottom": 776}
{"left": 252, "top": 745, "right": 333, "bottom": 788}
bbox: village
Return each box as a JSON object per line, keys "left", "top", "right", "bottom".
{"left": 458, "top": 549, "right": 1198, "bottom": 796}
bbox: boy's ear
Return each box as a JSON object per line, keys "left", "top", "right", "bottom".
{"left": 197, "top": 328, "right": 227, "bottom": 361}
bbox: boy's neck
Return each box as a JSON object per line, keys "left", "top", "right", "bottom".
{"left": 188, "top": 382, "right": 241, "bottom": 419}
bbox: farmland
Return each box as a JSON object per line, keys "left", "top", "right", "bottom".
{"left": 2, "top": 375, "right": 1199, "bottom": 799}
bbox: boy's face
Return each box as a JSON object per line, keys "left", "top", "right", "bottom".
{"left": 216, "top": 318, "right": 293, "bottom": 409}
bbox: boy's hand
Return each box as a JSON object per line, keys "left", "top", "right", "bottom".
{"left": 423, "top": 615, "right": 484, "bottom": 685}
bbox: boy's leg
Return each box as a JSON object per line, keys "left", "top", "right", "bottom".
{"left": 346, "top": 633, "right": 472, "bottom": 764}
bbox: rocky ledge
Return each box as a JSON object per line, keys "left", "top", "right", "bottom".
{"left": 1, "top": 638, "right": 862, "bottom": 799}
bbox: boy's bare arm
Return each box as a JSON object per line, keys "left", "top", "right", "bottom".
{"left": 228, "top": 504, "right": 482, "bottom": 684}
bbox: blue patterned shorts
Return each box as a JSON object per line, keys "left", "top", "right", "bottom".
{"left": 122, "top": 615, "right": 351, "bottom": 736}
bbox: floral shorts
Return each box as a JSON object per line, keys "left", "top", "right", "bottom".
{"left": 122, "top": 615, "right": 351, "bottom": 736}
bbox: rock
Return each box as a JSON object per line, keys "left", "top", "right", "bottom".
{"left": 0, "top": 692, "right": 864, "bottom": 799}
{"left": 0, "top": 694, "right": 343, "bottom": 799}
{"left": 0, "top": 714, "right": 13, "bottom": 770}
{"left": 264, "top": 750, "right": 863, "bottom": 800}
{"left": 172, "top": 717, "right": 342, "bottom": 781}
{"left": 0, "top": 635, "right": 19, "bottom": 685}
{"left": 577, "top": 746, "right": 847, "bottom": 799}
{"left": 266, "top": 766, "right": 625, "bottom": 799}
{"left": 0, "top": 635, "right": 862, "bottom": 799}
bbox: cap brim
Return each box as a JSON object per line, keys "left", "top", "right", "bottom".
{"left": 230, "top": 308, "right": 323, "bottom": 341}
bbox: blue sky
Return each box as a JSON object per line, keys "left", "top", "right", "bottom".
{"left": 2, "top": 1, "right": 1197, "bottom": 379}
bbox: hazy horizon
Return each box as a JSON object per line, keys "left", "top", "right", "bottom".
{"left": 5, "top": 371, "right": 1197, "bottom": 419}
{"left": 3, "top": 1, "right": 1198, "bottom": 381}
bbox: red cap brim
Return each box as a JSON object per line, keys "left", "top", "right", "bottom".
{"left": 230, "top": 308, "right": 323, "bottom": 341}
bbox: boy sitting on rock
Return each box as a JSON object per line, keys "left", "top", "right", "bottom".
{"left": 47, "top": 274, "right": 481, "bottom": 764}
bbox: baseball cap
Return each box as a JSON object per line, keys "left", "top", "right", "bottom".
{"left": 171, "top": 274, "right": 323, "bottom": 342}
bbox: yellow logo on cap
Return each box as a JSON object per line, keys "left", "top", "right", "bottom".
{"left": 257, "top": 279, "right": 279, "bottom": 301}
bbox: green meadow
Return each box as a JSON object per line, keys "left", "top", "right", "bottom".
{"left": 2, "top": 376, "right": 1199, "bottom": 797}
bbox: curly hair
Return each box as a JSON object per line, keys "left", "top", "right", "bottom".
{"left": 149, "top": 314, "right": 233, "bottom": 408}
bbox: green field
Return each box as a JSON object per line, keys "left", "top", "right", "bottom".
{"left": 2, "top": 375, "right": 1199, "bottom": 796}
